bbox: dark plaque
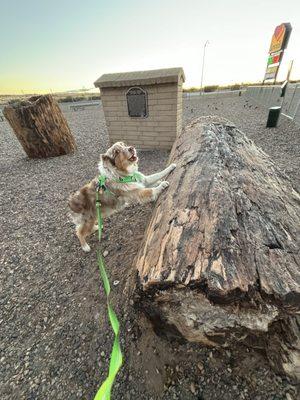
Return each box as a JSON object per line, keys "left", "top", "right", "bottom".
{"left": 126, "top": 87, "right": 148, "bottom": 118}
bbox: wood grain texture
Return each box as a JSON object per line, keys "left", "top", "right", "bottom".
{"left": 137, "top": 116, "right": 300, "bottom": 306}
{"left": 134, "top": 116, "right": 300, "bottom": 380}
{"left": 3, "top": 95, "right": 76, "bottom": 158}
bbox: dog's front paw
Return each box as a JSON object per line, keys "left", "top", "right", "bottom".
{"left": 159, "top": 181, "right": 169, "bottom": 190}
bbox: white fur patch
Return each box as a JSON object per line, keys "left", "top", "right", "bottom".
{"left": 82, "top": 243, "right": 91, "bottom": 252}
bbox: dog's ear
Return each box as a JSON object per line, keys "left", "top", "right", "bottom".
{"left": 113, "top": 148, "right": 120, "bottom": 158}
{"left": 101, "top": 153, "right": 115, "bottom": 166}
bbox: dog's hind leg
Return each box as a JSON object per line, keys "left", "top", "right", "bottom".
{"left": 92, "top": 224, "right": 98, "bottom": 233}
{"left": 76, "top": 219, "right": 95, "bottom": 252}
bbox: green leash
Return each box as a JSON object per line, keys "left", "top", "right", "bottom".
{"left": 93, "top": 171, "right": 142, "bottom": 400}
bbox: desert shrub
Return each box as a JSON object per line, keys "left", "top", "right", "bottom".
{"left": 58, "top": 96, "right": 74, "bottom": 103}
{"left": 187, "top": 87, "right": 201, "bottom": 92}
{"left": 57, "top": 95, "right": 101, "bottom": 103}
{"left": 229, "top": 84, "right": 241, "bottom": 91}
{"left": 88, "top": 95, "right": 101, "bottom": 101}
{"left": 204, "top": 85, "right": 219, "bottom": 93}
{"left": 8, "top": 98, "right": 22, "bottom": 104}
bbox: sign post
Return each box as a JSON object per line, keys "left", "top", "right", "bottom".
{"left": 286, "top": 60, "right": 294, "bottom": 82}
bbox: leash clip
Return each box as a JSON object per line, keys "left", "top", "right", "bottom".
{"left": 96, "top": 176, "right": 107, "bottom": 193}
{"left": 96, "top": 183, "right": 104, "bottom": 192}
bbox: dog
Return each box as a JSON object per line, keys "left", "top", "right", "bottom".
{"left": 69, "top": 142, "right": 176, "bottom": 252}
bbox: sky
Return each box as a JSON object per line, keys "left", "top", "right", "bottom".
{"left": 0, "top": 0, "right": 299, "bottom": 94}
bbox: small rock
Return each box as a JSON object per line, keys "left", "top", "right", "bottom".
{"left": 190, "top": 382, "right": 196, "bottom": 394}
{"left": 197, "top": 361, "right": 204, "bottom": 372}
{"left": 103, "top": 250, "right": 109, "bottom": 257}
{"left": 113, "top": 280, "right": 119, "bottom": 286}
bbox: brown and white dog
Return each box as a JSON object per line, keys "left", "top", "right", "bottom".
{"left": 69, "top": 142, "right": 176, "bottom": 252}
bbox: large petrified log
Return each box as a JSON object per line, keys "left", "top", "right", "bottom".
{"left": 134, "top": 116, "right": 300, "bottom": 379}
{"left": 3, "top": 95, "right": 76, "bottom": 158}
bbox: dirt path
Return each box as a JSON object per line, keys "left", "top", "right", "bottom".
{"left": 0, "top": 96, "right": 299, "bottom": 399}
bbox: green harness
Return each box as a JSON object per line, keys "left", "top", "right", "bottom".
{"left": 93, "top": 171, "right": 143, "bottom": 400}
{"left": 97, "top": 171, "right": 143, "bottom": 192}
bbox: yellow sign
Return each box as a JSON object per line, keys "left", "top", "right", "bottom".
{"left": 269, "top": 23, "right": 290, "bottom": 54}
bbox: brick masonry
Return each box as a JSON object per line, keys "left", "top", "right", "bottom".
{"left": 100, "top": 81, "right": 183, "bottom": 150}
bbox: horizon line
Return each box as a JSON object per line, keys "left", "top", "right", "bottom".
{"left": 2, "top": 78, "right": 300, "bottom": 96}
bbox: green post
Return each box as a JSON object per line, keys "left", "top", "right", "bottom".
{"left": 266, "top": 106, "right": 281, "bottom": 128}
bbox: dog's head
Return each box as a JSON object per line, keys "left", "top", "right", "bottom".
{"left": 101, "top": 142, "right": 138, "bottom": 174}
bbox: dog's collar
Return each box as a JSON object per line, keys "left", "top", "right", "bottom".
{"left": 117, "top": 171, "right": 143, "bottom": 183}
{"left": 97, "top": 171, "right": 143, "bottom": 192}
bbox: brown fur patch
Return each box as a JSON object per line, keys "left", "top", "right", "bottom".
{"left": 102, "top": 154, "right": 115, "bottom": 166}
{"left": 137, "top": 188, "right": 154, "bottom": 201}
{"left": 69, "top": 182, "right": 96, "bottom": 213}
{"left": 115, "top": 151, "right": 133, "bottom": 172}
{"left": 76, "top": 218, "right": 96, "bottom": 247}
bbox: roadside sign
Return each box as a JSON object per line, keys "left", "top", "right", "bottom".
{"left": 263, "top": 23, "right": 292, "bottom": 82}
{"left": 269, "top": 23, "right": 292, "bottom": 54}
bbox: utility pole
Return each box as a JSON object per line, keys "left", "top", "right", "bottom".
{"left": 200, "top": 40, "right": 209, "bottom": 94}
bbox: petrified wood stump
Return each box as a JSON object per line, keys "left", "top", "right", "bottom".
{"left": 134, "top": 116, "right": 300, "bottom": 380}
{"left": 3, "top": 95, "right": 76, "bottom": 158}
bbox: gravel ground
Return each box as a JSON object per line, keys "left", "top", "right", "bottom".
{"left": 0, "top": 96, "right": 299, "bottom": 400}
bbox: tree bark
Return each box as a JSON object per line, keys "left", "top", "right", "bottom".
{"left": 134, "top": 116, "right": 300, "bottom": 380}
{"left": 3, "top": 95, "right": 76, "bottom": 158}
